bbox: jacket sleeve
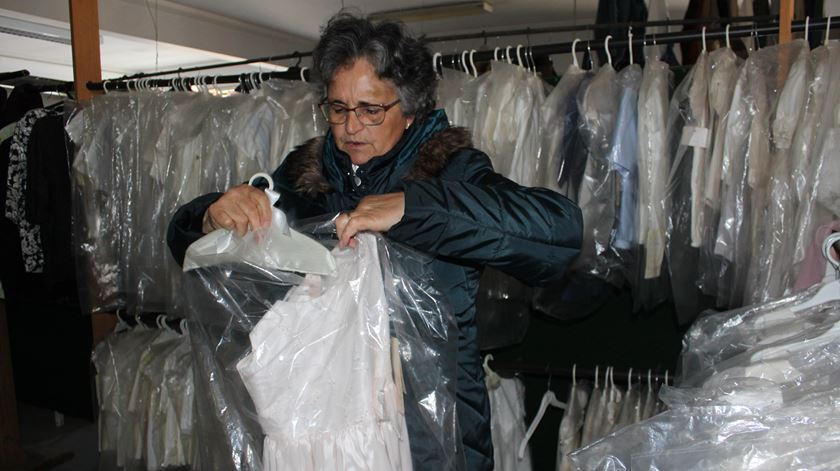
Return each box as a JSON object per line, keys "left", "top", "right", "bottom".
{"left": 387, "top": 149, "right": 583, "bottom": 286}
{"left": 166, "top": 192, "right": 224, "bottom": 266}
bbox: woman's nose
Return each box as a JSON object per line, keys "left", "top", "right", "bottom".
{"left": 344, "top": 111, "right": 364, "bottom": 134}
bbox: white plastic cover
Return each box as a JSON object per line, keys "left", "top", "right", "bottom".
{"left": 181, "top": 221, "right": 463, "bottom": 470}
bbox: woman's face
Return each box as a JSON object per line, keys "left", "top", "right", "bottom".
{"left": 327, "top": 58, "right": 414, "bottom": 165}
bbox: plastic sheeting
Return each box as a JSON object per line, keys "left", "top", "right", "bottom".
{"left": 182, "top": 218, "right": 463, "bottom": 470}
{"left": 66, "top": 83, "right": 324, "bottom": 315}
{"left": 570, "top": 405, "right": 840, "bottom": 470}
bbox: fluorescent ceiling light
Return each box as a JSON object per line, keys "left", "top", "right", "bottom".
{"left": 0, "top": 14, "right": 72, "bottom": 45}
{"left": 369, "top": 1, "right": 493, "bottom": 23}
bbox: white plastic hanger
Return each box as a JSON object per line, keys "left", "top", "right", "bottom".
{"left": 805, "top": 17, "right": 811, "bottom": 43}
{"left": 182, "top": 172, "right": 336, "bottom": 275}
{"left": 461, "top": 50, "right": 470, "bottom": 74}
{"left": 516, "top": 44, "right": 524, "bottom": 69}
{"left": 791, "top": 233, "right": 840, "bottom": 313}
{"left": 469, "top": 49, "right": 478, "bottom": 77}
{"left": 505, "top": 45, "right": 513, "bottom": 65}
{"left": 604, "top": 35, "right": 613, "bottom": 68}
{"left": 482, "top": 354, "right": 501, "bottom": 389}
{"left": 571, "top": 38, "right": 581, "bottom": 69}
{"left": 518, "top": 386, "right": 566, "bottom": 459}
{"left": 628, "top": 28, "right": 634, "bottom": 65}
{"left": 701, "top": 26, "right": 707, "bottom": 54}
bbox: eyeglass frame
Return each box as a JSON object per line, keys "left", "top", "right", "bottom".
{"left": 318, "top": 98, "right": 402, "bottom": 126}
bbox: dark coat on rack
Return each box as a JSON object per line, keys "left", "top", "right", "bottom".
{"left": 167, "top": 109, "right": 583, "bottom": 470}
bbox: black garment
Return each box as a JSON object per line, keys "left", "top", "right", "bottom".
{"left": 25, "top": 112, "right": 76, "bottom": 291}
{"left": 1, "top": 93, "right": 91, "bottom": 419}
{"left": 595, "top": 0, "right": 648, "bottom": 68}
{"left": 168, "top": 110, "right": 583, "bottom": 470}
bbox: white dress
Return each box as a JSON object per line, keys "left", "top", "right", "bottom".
{"left": 237, "top": 234, "right": 412, "bottom": 471}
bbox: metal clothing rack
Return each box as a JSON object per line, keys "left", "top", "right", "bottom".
{"left": 86, "top": 68, "right": 310, "bottom": 92}
{"left": 86, "top": 14, "right": 805, "bottom": 91}
{"left": 489, "top": 360, "right": 672, "bottom": 385}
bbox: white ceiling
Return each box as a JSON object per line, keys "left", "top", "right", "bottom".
{"left": 171, "top": 0, "right": 688, "bottom": 40}
{"left": 0, "top": 0, "right": 692, "bottom": 82}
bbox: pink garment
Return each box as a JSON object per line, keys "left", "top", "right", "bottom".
{"left": 793, "top": 220, "right": 840, "bottom": 292}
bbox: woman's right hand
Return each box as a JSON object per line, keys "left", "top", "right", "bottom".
{"left": 202, "top": 184, "right": 272, "bottom": 236}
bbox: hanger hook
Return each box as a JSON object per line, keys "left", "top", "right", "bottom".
{"left": 629, "top": 29, "right": 634, "bottom": 65}
{"left": 647, "top": 369, "right": 652, "bottom": 389}
{"left": 594, "top": 365, "right": 599, "bottom": 388}
{"left": 571, "top": 38, "right": 581, "bottom": 68}
{"left": 469, "top": 49, "right": 478, "bottom": 77}
{"left": 664, "top": 370, "right": 669, "bottom": 386}
{"left": 432, "top": 52, "right": 442, "bottom": 76}
{"left": 461, "top": 50, "right": 469, "bottom": 74}
{"left": 482, "top": 353, "right": 494, "bottom": 372}
{"left": 702, "top": 26, "right": 707, "bottom": 53}
{"left": 102, "top": 79, "right": 110, "bottom": 94}
{"left": 572, "top": 364, "right": 577, "bottom": 385}
{"left": 826, "top": 16, "right": 832, "bottom": 46}
{"left": 493, "top": 46, "right": 500, "bottom": 62}
{"left": 627, "top": 367, "right": 633, "bottom": 389}
{"left": 604, "top": 35, "right": 613, "bottom": 67}
{"left": 805, "top": 16, "right": 810, "bottom": 42}
{"left": 300, "top": 67, "right": 308, "bottom": 83}
{"left": 516, "top": 44, "right": 524, "bottom": 68}
{"left": 505, "top": 45, "right": 513, "bottom": 64}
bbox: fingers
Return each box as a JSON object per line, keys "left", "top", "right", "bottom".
{"left": 336, "top": 211, "right": 358, "bottom": 248}
{"left": 204, "top": 184, "right": 272, "bottom": 236}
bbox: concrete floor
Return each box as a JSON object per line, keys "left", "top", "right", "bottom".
{"left": 14, "top": 403, "right": 98, "bottom": 471}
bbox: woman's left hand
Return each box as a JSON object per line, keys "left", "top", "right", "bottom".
{"left": 336, "top": 192, "right": 405, "bottom": 248}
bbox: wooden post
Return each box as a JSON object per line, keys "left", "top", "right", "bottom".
{"left": 69, "top": 0, "right": 103, "bottom": 101}
{"left": 0, "top": 301, "right": 26, "bottom": 468}
{"left": 779, "top": 0, "right": 794, "bottom": 44}
{"left": 69, "top": 0, "right": 112, "bottom": 343}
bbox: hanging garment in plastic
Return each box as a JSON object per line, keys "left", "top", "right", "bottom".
{"left": 236, "top": 233, "right": 412, "bottom": 471}
{"left": 665, "top": 50, "right": 710, "bottom": 324}
{"left": 634, "top": 56, "right": 672, "bottom": 311}
{"left": 747, "top": 42, "right": 811, "bottom": 304}
{"left": 696, "top": 46, "right": 742, "bottom": 298}
{"left": 66, "top": 86, "right": 323, "bottom": 315}
{"left": 482, "top": 363, "right": 532, "bottom": 471}
{"left": 572, "top": 63, "right": 622, "bottom": 284}
{"left": 607, "top": 64, "right": 642, "bottom": 251}
{"left": 183, "top": 224, "right": 463, "bottom": 471}
{"left": 540, "top": 63, "right": 588, "bottom": 195}
{"left": 437, "top": 68, "right": 480, "bottom": 129}
{"left": 556, "top": 380, "right": 590, "bottom": 471}
{"left": 92, "top": 322, "right": 196, "bottom": 471}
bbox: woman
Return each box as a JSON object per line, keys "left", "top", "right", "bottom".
{"left": 168, "top": 13, "right": 582, "bottom": 470}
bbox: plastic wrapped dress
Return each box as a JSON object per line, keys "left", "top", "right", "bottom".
{"left": 665, "top": 51, "right": 711, "bottom": 324}
{"left": 254, "top": 79, "right": 326, "bottom": 164}
{"left": 556, "top": 380, "right": 589, "bottom": 471}
{"left": 790, "top": 44, "right": 836, "bottom": 285}
{"left": 436, "top": 68, "right": 479, "bottom": 129}
{"left": 635, "top": 57, "right": 672, "bottom": 282}
{"left": 741, "top": 41, "right": 809, "bottom": 306}
{"left": 236, "top": 233, "right": 412, "bottom": 471}
{"left": 748, "top": 42, "right": 811, "bottom": 304}
{"left": 572, "top": 63, "right": 621, "bottom": 283}
{"left": 539, "top": 63, "right": 587, "bottom": 195}
{"left": 482, "top": 366, "right": 532, "bottom": 471}
{"left": 607, "top": 64, "right": 642, "bottom": 252}
{"left": 696, "top": 47, "right": 742, "bottom": 298}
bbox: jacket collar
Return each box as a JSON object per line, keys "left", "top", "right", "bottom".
{"left": 321, "top": 109, "right": 451, "bottom": 195}
{"left": 284, "top": 110, "right": 473, "bottom": 198}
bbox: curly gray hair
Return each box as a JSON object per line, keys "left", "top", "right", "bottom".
{"left": 312, "top": 13, "right": 437, "bottom": 119}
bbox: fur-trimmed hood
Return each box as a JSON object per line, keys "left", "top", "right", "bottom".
{"left": 282, "top": 126, "right": 473, "bottom": 197}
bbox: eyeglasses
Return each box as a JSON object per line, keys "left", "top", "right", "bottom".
{"left": 318, "top": 99, "right": 401, "bottom": 126}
